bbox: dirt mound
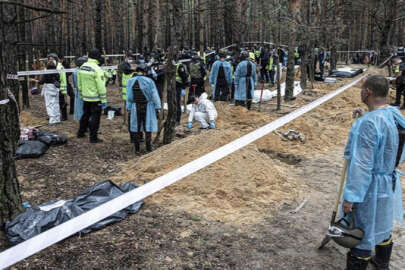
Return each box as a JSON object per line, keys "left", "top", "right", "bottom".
{"left": 112, "top": 130, "right": 305, "bottom": 225}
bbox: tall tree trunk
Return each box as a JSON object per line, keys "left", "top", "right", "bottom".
{"left": 0, "top": 6, "right": 24, "bottom": 228}
{"left": 163, "top": 0, "right": 182, "bottom": 145}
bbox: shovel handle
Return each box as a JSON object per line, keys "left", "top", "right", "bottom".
{"left": 331, "top": 160, "right": 348, "bottom": 224}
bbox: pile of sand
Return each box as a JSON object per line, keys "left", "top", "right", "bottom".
{"left": 112, "top": 79, "right": 367, "bottom": 226}
{"left": 112, "top": 129, "right": 306, "bottom": 225}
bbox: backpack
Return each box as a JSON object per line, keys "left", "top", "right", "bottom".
{"left": 217, "top": 64, "right": 227, "bottom": 86}
{"left": 246, "top": 61, "right": 252, "bottom": 77}
{"left": 190, "top": 62, "right": 202, "bottom": 79}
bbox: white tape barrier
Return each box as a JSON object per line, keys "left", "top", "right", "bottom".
{"left": 0, "top": 74, "right": 367, "bottom": 269}
{"left": 16, "top": 66, "right": 118, "bottom": 76}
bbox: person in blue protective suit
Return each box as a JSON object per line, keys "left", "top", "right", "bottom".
{"left": 342, "top": 75, "right": 405, "bottom": 270}
{"left": 234, "top": 51, "right": 257, "bottom": 110}
{"left": 209, "top": 50, "right": 232, "bottom": 101}
{"left": 126, "top": 66, "right": 161, "bottom": 155}
{"left": 73, "top": 56, "right": 88, "bottom": 121}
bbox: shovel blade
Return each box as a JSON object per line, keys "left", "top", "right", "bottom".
{"left": 318, "top": 235, "right": 331, "bottom": 250}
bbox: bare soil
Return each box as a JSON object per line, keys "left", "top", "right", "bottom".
{"left": 4, "top": 66, "right": 405, "bottom": 269}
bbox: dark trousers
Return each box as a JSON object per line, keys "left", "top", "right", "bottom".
{"left": 260, "top": 66, "right": 269, "bottom": 83}
{"left": 132, "top": 103, "right": 151, "bottom": 152}
{"left": 176, "top": 87, "right": 182, "bottom": 123}
{"left": 214, "top": 83, "right": 230, "bottom": 101}
{"left": 269, "top": 70, "right": 275, "bottom": 84}
{"left": 190, "top": 78, "right": 205, "bottom": 97}
{"left": 78, "top": 101, "right": 102, "bottom": 141}
{"left": 395, "top": 85, "right": 405, "bottom": 105}
{"left": 67, "top": 83, "right": 75, "bottom": 115}
{"left": 59, "top": 94, "right": 68, "bottom": 121}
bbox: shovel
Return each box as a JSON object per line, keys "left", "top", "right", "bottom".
{"left": 258, "top": 81, "right": 265, "bottom": 112}
{"left": 318, "top": 159, "right": 348, "bottom": 249}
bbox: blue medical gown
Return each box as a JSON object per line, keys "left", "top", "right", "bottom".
{"left": 343, "top": 106, "right": 404, "bottom": 250}
{"left": 209, "top": 60, "right": 232, "bottom": 97}
{"left": 234, "top": 60, "right": 257, "bottom": 101}
{"left": 73, "top": 69, "right": 84, "bottom": 121}
{"left": 126, "top": 76, "right": 161, "bottom": 133}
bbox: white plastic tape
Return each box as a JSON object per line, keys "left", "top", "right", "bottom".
{"left": 0, "top": 74, "right": 367, "bottom": 269}
{"left": 17, "top": 66, "right": 118, "bottom": 76}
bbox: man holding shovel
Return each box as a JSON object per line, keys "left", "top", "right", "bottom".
{"left": 340, "top": 75, "right": 405, "bottom": 270}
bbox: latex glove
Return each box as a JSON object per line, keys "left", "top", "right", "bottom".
{"left": 210, "top": 84, "right": 215, "bottom": 89}
{"left": 342, "top": 200, "right": 353, "bottom": 214}
{"left": 187, "top": 122, "right": 193, "bottom": 129}
{"left": 181, "top": 89, "right": 186, "bottom": 96}
{"left": 101, "top": 103, "right": 107, "bottom": 110}
{"left": 209, "top": 122, "right": 216, "bottom": 129}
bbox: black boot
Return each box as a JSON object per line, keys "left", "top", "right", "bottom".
{"left": 130, "top": 132, "right": 136, "bottom": 143}
{"left": 346, "top": 252, "right": 369, "bottom": 270}
{"left": 145, "top": 133, "right": 153, "bottom": 152}
{"left": 371, "top": 242, "right": 393, "bottom": 270}
{"left": 134, "top": 143, "right": 141, "bottom": 155}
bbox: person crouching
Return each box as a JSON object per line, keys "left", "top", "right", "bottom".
{"left": 187, "top": 92, "right": 217, "bottom": 130}
{"left": 126, "top": 66, "right": 161, "bottom": 155}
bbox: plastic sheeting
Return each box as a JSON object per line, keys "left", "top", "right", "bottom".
{"left": 15, "top": 141, "right": 48, "bottom": 159}
{"left": 5, "top": 180, "right": 143, "bottom": 245}
{"left": 329, "top": 68, "right": 364, "bottom": 78}
{"left": 252, "top": 81, "right": 303, "bottom": 103}
{"left": 36, "top": 131, "right": 68, "bottom": 146}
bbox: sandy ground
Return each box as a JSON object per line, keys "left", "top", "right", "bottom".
{"left": 3, "top": 65, "right": 405, "bottom": 269}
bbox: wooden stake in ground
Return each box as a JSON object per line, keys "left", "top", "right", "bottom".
{"left": 258, "top": 81, "right": 264, "bottom": 112}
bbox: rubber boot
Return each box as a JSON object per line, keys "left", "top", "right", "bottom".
{"left": 145, "top": 133, "right": 153, "bottom": 153}
{"left": 371, "top": 242, "right": 393, "bottom": 270}
{"left": 346, "top": 252, "right": 369, "bottom": 270}
{"left": 134, "top": 143, "right": 141, "bottom": 156}
{"left": 130, "top": 132, "right": 136, "bottom": 143}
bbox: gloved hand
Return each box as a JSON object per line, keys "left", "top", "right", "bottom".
{"left": 209, "top": 122, "right": 216, "bottom": 129}
{"left": 187, "top": 122, "right": 193, "bottom": 129}
{"left": 181, "top": 89, "right": 186, "bottom": 96}
{"left": 101, "top": 103, "right": 107, "bottom": 110}
{"left": 210, "top": 84, "right": 215, "bottom": 89}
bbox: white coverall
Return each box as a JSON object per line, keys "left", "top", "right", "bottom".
{"left": 42, "top": 83, "right": 60, "bottom": 124}
{"left": 188, "top": 93, "right": 217, "bottom": 128}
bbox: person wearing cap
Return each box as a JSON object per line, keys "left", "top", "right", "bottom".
{"left": 209, "top": 50, "right": 232, "bottom": 101}
{"left": 126, "top": 66, "right": 161, "bottom": 155}
{"left": 189, "top": 54, "right": 206, "bottom": 97}
{"left": 175, "top": 59, "right": 190, "bottom": 125}
{"left": 187, "top": 92, "right": 217, "bottom": 130}
{"left": 73, "top": 56, "right": 88, "bottom": 121}
{"left": 48, "top": 53, "right": 68, "bottom": 121}
{"left": 234, "top": 51, "right": 257, "bottom": 110}
{"left": 38, "top": 59, "right": 61, "bottom": 125}
{"left": 77, "top": 49, "right": 107, "bottom": 143}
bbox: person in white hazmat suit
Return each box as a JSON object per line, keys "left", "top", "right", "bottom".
{"left": 38, "top": 61, "right": 61, "bottom": 125}
{"left": 187, "top": 92, "right": 218, "bottom": 129}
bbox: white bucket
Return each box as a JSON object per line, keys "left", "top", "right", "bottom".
{"left": 107, "top": 110, "right": 115, "bottom": 120}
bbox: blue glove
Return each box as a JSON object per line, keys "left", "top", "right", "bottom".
{"left": 187, "top": 122, "right": 193, "bottom": 129}
{"left": 101, "top": 103, "right": 107, "bottom": 110}
{"left": 181, "top": 89, "right": 186, "bottom": 96}
{"left": 209, "top": 122, "right": 216, "bottom": 129}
